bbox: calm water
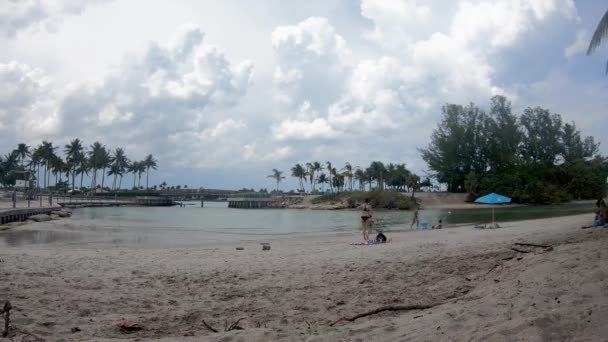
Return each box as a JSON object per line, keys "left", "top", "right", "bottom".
{"left": 0, "top": 201, "right": 594, "bottom": 247}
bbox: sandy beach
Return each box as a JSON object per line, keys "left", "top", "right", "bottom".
{"left": 0, "top": 213, "right": 607, "bottom": 341}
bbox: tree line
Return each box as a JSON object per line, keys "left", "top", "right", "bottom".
{"left": 0, "top": 140, "right": 158, "bottom": 192}
{"left": 268, "top": 161, "right": 428, "bottom": 194}
{"left": 420, "top": 95, "right": 607, "bottom": 203}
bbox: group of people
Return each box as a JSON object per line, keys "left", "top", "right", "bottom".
{"left": 359, "top": 199, "right": 442, "bottom": 241}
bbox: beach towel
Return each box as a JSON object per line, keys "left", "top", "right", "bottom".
{"left": 350, "top": 240, "right": 389, "bottom": 246}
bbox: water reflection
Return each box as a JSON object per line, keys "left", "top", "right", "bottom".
{"left": 1, "top": 230, "right": 83, "bottom": 247}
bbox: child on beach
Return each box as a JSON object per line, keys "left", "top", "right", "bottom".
{"left": 360, "top": 198, "right": 373, "bottom": 241}
{"left": 432, "top": 219, "right": 443, "bottom": 229}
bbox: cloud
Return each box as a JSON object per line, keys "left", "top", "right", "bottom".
{"left": 243, "top": 143, "right": 293, "bottom": 162}
{"left": 564, "top": 30, "right": 588, "bottom": 58}
{"left": 271, "top": 17, "right": 350, "bottom": 111}
{"left": 0, "top": 61, "right": 59, "bottom": 146}
{"left": 360, "top": 0, "right": 433, "bottom": 48}
{"left": 450, "top": 0, "right": 576, "bottom": 49}
{"left": 0, "top": 0, "right": 112, "bottom": 37}
{"left": 272, "top": 118, "right": 338, "bottom": 141}
{"left": 55, "top": 27, "right": 253, "bottom": 167}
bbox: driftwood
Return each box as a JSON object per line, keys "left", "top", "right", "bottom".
{"left": 1, "top": 301, "right": 11, "bottom": 338}
{"left": 513, "top": 243, "right": 552, "bottom": 249}
{"left": 486, "top": 264, "right": 500, "bottom": 275}
{"left": 226, "top": 318, "right": 245, "bottom": 331}
{"left": 13, "top": 327, "right": 46, "bottom": 342}
{"left": 202, "top": 320, "right": 219, "bottom": 333}
{"left": 511, "top": 242, "right": 553, "bottom": 254}
{"left": 329, "top": 304, "right": 439, "bottom": 326}
{"left": 203, "top": 318, "right": 245, "bottom": 333}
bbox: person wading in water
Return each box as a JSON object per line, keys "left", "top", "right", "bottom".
{"left": 411, "top": 207, "right": 420, "bottom": 229}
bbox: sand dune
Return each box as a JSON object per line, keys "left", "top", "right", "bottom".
{"left": 0, "top": 213, "right": 606, "bottom": 341}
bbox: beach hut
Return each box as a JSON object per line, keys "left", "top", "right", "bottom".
{"left": 474, "top": 193, "right": 511, "bottom": 228}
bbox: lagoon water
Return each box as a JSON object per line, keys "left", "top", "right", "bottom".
{"left": 0, "top": 201, "right": 594, "bottom": 247}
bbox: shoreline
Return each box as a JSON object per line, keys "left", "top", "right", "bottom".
{"left": 1, "top": 213, "right": 606, "bottom": 341}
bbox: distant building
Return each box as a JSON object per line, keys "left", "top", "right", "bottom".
{"left": 14, "top": 170, "right": 33, "bottom": 190}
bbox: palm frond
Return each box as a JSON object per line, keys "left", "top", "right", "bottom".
{"left": 587, "top": 9, "right": 608, "bottom": 55}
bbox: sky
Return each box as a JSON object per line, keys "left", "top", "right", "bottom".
{"left": 1, "top": 0, "right": 607, "bottom": 191}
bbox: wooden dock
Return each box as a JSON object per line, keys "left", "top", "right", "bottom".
{"left": 227, "top": 198, "right": 275, "bottom": 209}
{"left": 56, "top": 196, "right": 175, "bottom": 208}
{"left": 0, "top": 207, "right": 62, "bottom": 225}
{"left": 134, "top": 196, "right": 175, "bottom": 206}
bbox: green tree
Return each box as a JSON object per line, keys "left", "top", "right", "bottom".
{"left": 15, "top": 143, "right": 30, "bottom": 169}
{"left": 39, "top": 141, "right": 57, "bottom": 190}
{"left": 111, "top": 148, "right": 129, "bottom": 190}
{"left": 143, "top": 154, "right": 158, "bottom": 189}
{"left": 342, "top": 162, "right": 354, "bottom": 191}
{"left": 267, "top": 168, "right": 285, "bottom": 192}
{"left": 317, "top": 173, "right": 328, "bottom": 192}
{"left": 290, "top": 163, "right": 307, "bottom": 192}
{"left": 88, "top": 142, "right": 104, "bottom": 190}
{"left": 519, "top": 107, "right": 563, "bottom": 165}
{"left": 65, "top": 138, "right": 85, "bottom": 192}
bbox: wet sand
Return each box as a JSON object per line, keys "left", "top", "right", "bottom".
{"left": 0, "top": 214, "right": 607, "bottom": 341}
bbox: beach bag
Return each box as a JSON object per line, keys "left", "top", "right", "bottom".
{"left": 376, "top": 232, "right": 387, "bottom": 243}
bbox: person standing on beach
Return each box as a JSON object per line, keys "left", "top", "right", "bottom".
{"left": 410, "top": 207, "right": 420, "bottom": 229}
{"left": 360, "top": 198, "right": 373, "bottom": 241}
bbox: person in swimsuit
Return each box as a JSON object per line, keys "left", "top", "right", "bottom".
{"left": 360, "top": 198, "right": 373, "bottom": 241}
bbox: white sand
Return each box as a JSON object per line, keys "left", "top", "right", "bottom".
{"left": 1, "top": 213, "right": 607, "bottom": 341}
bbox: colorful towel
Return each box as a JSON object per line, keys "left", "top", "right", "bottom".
{"left": 350, "top": 240, "right": 388, "bottom": 246}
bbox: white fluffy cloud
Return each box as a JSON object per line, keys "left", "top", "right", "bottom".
{"left": 56, "top": 27, "right": 253, "bottom": 167}
{"left": 271, "top": 17, "right": 350, "bottom": 111}
{"left": 0, "top": 0, "right": 112, "bottom": 37}
{"left": 267, "top": 0, "right": 582, "bottom": 172}
{"left": 0, "top": 61, "right": 59, "bottom": 145}
{"left": 361, "top": 0, "right": 434, "bottom": 48}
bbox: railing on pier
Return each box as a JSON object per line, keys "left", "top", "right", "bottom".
{"left": 227, "top": 198, "right": 275, "bottom": 209}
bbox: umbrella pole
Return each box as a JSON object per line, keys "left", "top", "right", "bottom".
{"left": 492, "top": 207, "right": 495, "bottom": 228}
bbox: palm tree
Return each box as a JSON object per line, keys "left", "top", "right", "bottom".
{"left": 50, "top": 156, "right": 66, "bottom": 187}
{"left": 30, "top": 145, "right": 43, "bottom": 189}
{"left": 137, "top": 161, "right": 146, "bottom": 188}
{"left": 367, "top": 161, "right": 387, "bottom": 190}
{"left": 88, "top": 142, "right": 104, "bottom": 190}
{"left": 290, "top": 163, "right": 307, "bottom": 192}
{"left": 354, "top": 168, "right": 366, "bottom": 191}
{"left": 108, "top": 164, "right": 121, "bottom": 191}
{"left": 587, "top": 9, "right": 608, "bottom": 74}
{"left": 65, "top": 138, "right": 84, "bottom": 192}
{"left": 342, "top": 162, "right": 354, "bottom": 191}
{"left": 128, "top": 161, "right": 139, "bottom": 189}
{"left": 109, "top": 148, "right": 129, "bottom": 190}
{"left": 267, "top": 168, "right": 285, "bottom": 192}
{"left": 143, "top": 154, "right": 158, "bottom": 189}
{"left": 76, "top": 157, "right": 89, "bottom": 190}
{"left": 39, "top": 141, "right": 56, "bottom": 190}
{"left": 305, "top": 162, "right": 323, "bottom": 192}
{"left": 99, "top": 148, "right": 112, "bottom": 190}
{"left": 325, "top": 161, "right": 333, "bottom": 192}
{"left": 318, "top": 173, "right": 328, "bottom": 192}
{"left": 15, "top": 143, "right": 30, "bottom": 169}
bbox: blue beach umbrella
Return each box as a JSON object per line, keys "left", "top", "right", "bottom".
{"left": 474, "top": 193, "right": 511, "bottom": 228}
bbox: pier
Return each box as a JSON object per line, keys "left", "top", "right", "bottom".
{"left": 0, "top": 207, "right": 62, "bottom": 225}
{"left": 227, "top": 198, "right": 275, "bottom": 209}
